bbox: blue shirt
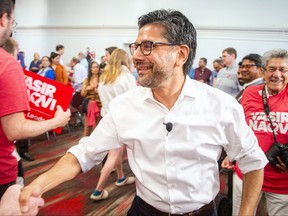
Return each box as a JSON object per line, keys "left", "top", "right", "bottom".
{"left": 17, "top": 53, "right": 25, "bottom": 69}
{"left": 188, "top": 67, "right": 195, "bottom": 79}
{"left": 29, "top": 60, "right": 41, "bottom": 73}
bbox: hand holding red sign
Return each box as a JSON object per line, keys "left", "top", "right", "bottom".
{"left": 23, "top": 70, "right": 74, "bottom": 133}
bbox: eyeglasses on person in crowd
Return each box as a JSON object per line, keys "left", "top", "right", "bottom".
{"left": 239, "top": 64, "right": 258, "bottom": 70}
{"left": 129, "top": 40, "right": 180, "bottom": 56}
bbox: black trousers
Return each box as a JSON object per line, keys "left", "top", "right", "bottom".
{"left": 15, "top": 140, "right": 29, "bottom": 155}
{"left": 127, "top": 196, "right": 217, "bottom": 216}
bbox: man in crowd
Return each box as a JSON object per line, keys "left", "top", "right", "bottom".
{"left": 210, "top": 58, "right": 223, "bottom": 86}
{"left": 105, "top": 46, "right": 118, "bottom": 62}
{"left": 194, "top": 57, "right": 212, "bottom": 84}
{"left": 20, "top": 9, "right": 267, "bottom": 216}
{"left": 215, "top": 47, "right": 241, "bottom": 97}
{"left": 235, "top": 53, "right": 264, "bottom": 102}
{"left": 56, "top": 44, "right": 65, "bottom": 65}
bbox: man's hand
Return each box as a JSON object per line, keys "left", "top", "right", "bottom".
{"left": 0, "top": 184, "right": 44, "bottom": 216}
{"left": 221, "top": 156, "right": 235, "bottom": 170}
{"left": 53, "top": 105, "right": 71, "bottom": 128}
{"left": 19, "top": 185, "right": 43, "bottom": 215}
{"left": 276, "top": 156, "right": 288, "bottom": 173}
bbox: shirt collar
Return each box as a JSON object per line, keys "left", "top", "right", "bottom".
{"left": 142, "top": 76, "right": 198, "bottom": 102}
{"left": 243, "top": 78, "right": 264, "bottom": 88}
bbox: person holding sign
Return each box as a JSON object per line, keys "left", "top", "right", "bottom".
{"left": 0, "top": 1, "right": 71, "bottom": 212}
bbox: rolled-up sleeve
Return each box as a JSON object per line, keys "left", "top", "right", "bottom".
{"left": 224, "top": 103, "right": 268, "bottom": 174}
{"left": 237, "top": 146, "right": 268, "bottom": 174}
{"left": 68, "top": 112, "right": 121, "bottom": 172}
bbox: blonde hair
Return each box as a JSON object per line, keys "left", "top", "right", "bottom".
{"left": 100, "top": 49, "right": 130, "bottom": 84}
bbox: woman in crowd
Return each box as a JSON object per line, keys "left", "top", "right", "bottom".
{"left": 50, "top": 52, "right": 68, "bottom": 85}
{"left": 80, "top": 61, "right": 102, "bottom": 136}
{"left": 37, "top": 56, "right": 55, "bottom": 80}
{"left": 90, "top": 49, "right": 137, "bottom": 201}
{"left": 29, "top": 52, "right": 41, "bottom": 73}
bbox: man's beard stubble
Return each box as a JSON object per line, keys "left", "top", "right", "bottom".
{"left": 138, "top": 64, "right": 173, "bottom": 89}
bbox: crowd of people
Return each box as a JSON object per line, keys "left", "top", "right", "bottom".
{"left": 0, "top": 0, "right": 287, "bottom": 215}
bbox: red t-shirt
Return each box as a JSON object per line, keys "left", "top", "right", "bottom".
{"left": 0, "top": 48, "right": 30, "bottom": 185}
{"left": 235, "top": 84, "right": 288, "bottom": 194}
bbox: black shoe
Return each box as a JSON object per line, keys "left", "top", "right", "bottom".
{"left": 21, "top": 152, "right": 35, "bottom": 161}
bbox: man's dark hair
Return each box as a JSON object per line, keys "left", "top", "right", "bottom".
{"left": 50, "top": 51, "right": 60, "bottom": 59}
{"left": 105, "top": 46, "right": 118, "bottom": 55}
{"left": 200, "top": 57, "right": 207, "bottom": 65}
{"left": 213, "top": 58, "right": 223, "bottom": 66}
{"left": 0, "top": 0, "right": 14, "bottom": 19}
{"left": 242, "top": 53, "right": 262, "bottom": 67}
{"left": 56, "top": 44, "right": 64, "bottom": 51}
{"left": 138, "top": 9, "right": 197, "bottom": 75}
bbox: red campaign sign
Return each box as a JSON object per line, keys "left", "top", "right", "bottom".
{"left": 23, "top": 70, "right": 74, "bottom": 134}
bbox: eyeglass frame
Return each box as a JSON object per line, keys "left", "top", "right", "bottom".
{"left": 129, "top": 40, "right": 180, "bottom": 56}
{"left": 239, "top": 64, "right": 259, "bottom": 70}
{"left": 12, "top": 20, "right": 18, "bottom": 28}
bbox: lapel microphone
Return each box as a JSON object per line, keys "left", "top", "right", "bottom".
{"left": 163, "top": 122, "right": 173, "bottom": 135}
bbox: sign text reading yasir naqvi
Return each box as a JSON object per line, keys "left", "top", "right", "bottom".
{"left": 23, "top": 70, "right": 74, "bottom": 133}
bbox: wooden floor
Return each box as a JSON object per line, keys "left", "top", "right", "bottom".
{"left": 22, "top": 125, "right": 136, "bottom": 216}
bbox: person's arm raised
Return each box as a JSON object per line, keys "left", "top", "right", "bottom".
{"left": 20, "top": 153, "right": 81, "bottom": 213}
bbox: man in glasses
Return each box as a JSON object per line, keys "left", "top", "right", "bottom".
{"left": 235, "top": 53, "right": 264, "bottom": 102}
{"left": 0, "top": 0, "right": 70, "bottom": 214}
{"left": 20, "top": 9, "right": 267, "bottom": 216}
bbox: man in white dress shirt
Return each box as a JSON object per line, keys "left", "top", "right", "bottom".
{"left": 20, "top": 9, "right": 268, "bottom": 216}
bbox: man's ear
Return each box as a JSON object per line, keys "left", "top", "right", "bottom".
{"left": 175, "top": 45, "right": 189, "bottom": 67}
{"left": 0, "top": 13, "right": 8, "bottom": 28}
{"left": 258, "top": 67, "right": 264, "bottom": 76}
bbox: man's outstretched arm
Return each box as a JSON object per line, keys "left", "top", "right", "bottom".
{"left": 19, "top": 153, "right": 81, "bottom": 213}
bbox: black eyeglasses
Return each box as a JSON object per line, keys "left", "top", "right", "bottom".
{"left": 239, "top": 64, "right": 258, "bottom": 70}
{"left": 129, "top": 40, "right": 180, "bottom": 56}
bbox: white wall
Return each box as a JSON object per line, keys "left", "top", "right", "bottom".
{"left": 13, "top": 0, "right": 288, "bottom": 69}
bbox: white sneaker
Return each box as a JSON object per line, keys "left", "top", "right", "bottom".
{"left": 90, "top": 190, "right": 109, "bottom": 201}
{"left": 115, "top": 176, "right": 135, "bottom": 187}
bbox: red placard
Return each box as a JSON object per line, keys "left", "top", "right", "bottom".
{"left": 23, "top": 70, "right": 74, "bottom": 134}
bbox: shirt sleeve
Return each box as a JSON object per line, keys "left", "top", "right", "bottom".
{"left": 45, "top": 69, "right": 55, "bottom": 80}
{"left": 0, "top": 55, "right": 30, "bottom": 117}
{"left": 67, "top": 112, "right": 122, "bottom": 172}
{"left": 224, "top": 102, "right": 268, "bottom": 174}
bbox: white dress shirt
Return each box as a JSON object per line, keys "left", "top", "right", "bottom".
{"left": 68, "top": 77, "right": 267, "bottom": 214}
{"left": 98, "top": 65, "right": 137, "bottom": 117}
{"left": 72, "top": 63, "right": 88, "bottom": 92}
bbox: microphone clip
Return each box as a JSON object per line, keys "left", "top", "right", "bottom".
{"left": 163, "top": 122, "right": 173, "bottom": 136}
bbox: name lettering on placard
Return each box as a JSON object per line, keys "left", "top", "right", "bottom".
{"left": 24, "top": 75, "right": 57, "bottom": 111}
